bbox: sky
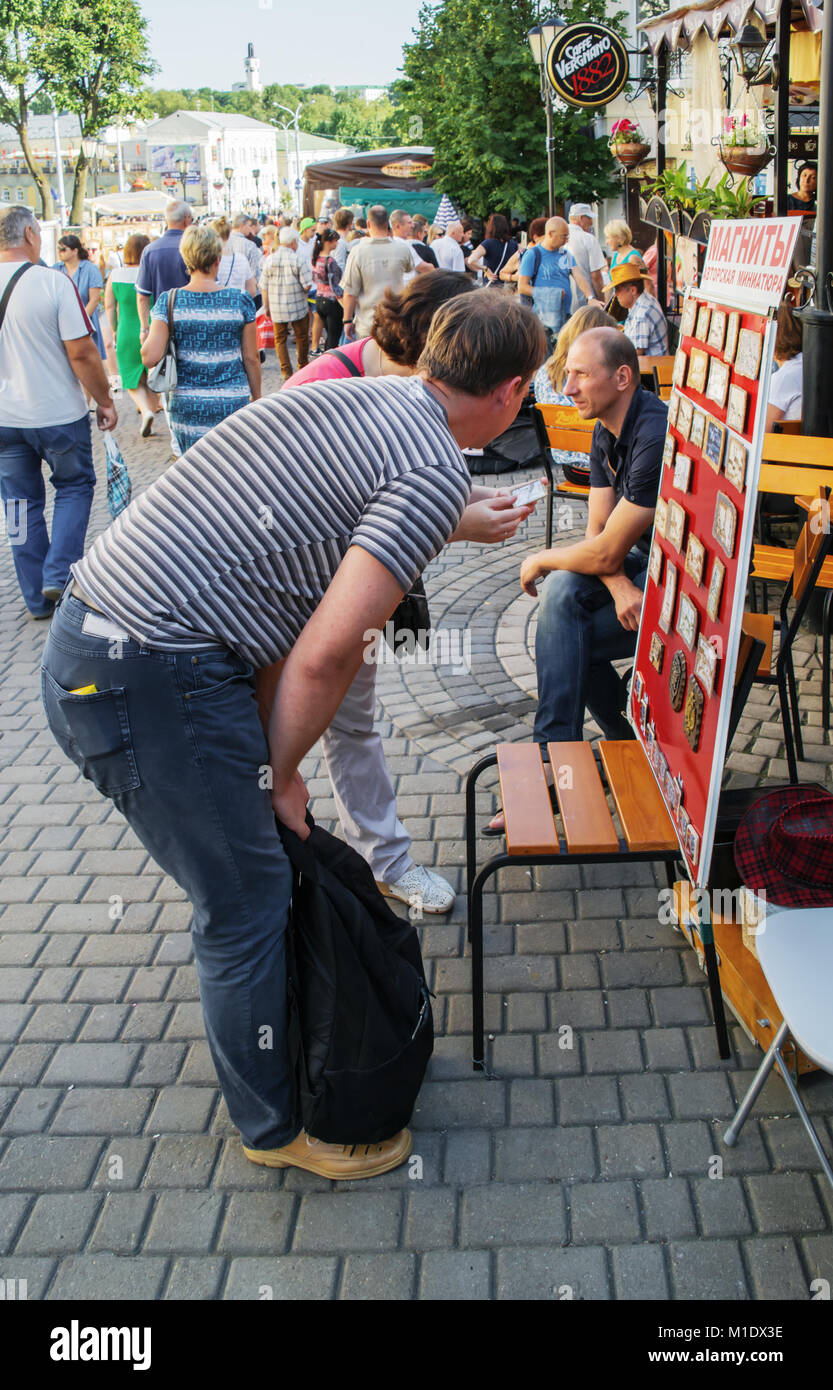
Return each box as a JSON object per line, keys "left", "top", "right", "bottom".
{"left": 138, "top": 0, "right": 426, "bottom": 90}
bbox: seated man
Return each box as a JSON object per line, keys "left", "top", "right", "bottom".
{"left": 610, "top": 262, "right": 669, "bottom": 357}
{"left": 522, "top": 327, "right": 666, "bottom": 747}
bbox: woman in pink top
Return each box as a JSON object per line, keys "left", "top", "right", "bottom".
{"left": 286, "top": 270, "right": 471, "bottom": 387}
{"left": 279, "top": 271, "right": 548, "bottom": 914}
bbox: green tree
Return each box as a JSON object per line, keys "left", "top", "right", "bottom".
{"left": 393, "top": 0, "right": 625, "bottom": 216}
{"left": 46, "top": 0, "right": 155, "bottom": 222}
{"left": 0, "top": 1, "right": 58, "bottom": 218}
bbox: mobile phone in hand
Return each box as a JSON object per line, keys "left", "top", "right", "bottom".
{"left": 509, "top": 479, "right": 547, "bottom": 506}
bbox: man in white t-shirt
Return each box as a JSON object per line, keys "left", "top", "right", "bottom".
{"left": 390, "top": 208, "right": 431, "bottom": 284}
{"left": 433, "top": 221, "right": 466, "bottom": 273}
{"left": 0, "top": 206, "right": 117, "bottom": 618}
{"left": 568, "top": 203, "right": 607, "bottom": 310}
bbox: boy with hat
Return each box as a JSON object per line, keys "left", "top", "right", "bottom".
{"left": 610, "top": 261, "right": 669, "bottom": 357}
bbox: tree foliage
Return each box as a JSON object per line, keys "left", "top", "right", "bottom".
{"left": 143, "top": 83, "right": 401, "bottom": 153}
{"left": 0, "top": 0, "right": 56, "bottom": 217}
{"left": 45, "top": 0, "right": 156, "bottom": 222}
{"left": 392, "top": 0, "right": 627, "bottom": 216}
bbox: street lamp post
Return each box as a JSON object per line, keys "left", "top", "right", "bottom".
{"left": 252, "top": 167, "right": 261, "bottom": 218}
{"left": 48, "top": 95, "right": 68, "bottom": 225}
{"left": 273, "top": 102, "right": 303, "bottom": 215}
{"left": 175, "top": 156, "right": 188, "bottom": 204}
{"left": 526, "top": 13, "right": 564, "bottom": 217}
{"left": 224, "top": 165, "right": 234, "bottom": 216}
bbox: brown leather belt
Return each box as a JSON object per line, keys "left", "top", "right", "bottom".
{"left": 71, "top": 581, "right": 105, "bottom": 615}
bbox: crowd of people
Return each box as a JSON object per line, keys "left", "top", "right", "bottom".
{"left": 0, "top": 188, "right": 708, "bottom": 1178}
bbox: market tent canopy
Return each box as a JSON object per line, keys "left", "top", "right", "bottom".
{"left": 85, "top": 191, "right": 170, "bottom": 215}
{"left": 303, "top": 148, "right": 434, "bottom": 217}
{"left": 639, "top": 0, "right": 824, "bottom": 54}
{"left": 338, "top": 188, "right": 442, "bottom": 220}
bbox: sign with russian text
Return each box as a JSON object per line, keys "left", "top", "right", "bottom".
{"left": 546, "top": 23, "right": 629, "bottom": 108}
{"left": 698, "top": 217, "right": 800, "bottom": 313}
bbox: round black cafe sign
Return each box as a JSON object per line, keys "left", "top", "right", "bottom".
{"left": 546, "top": 22, "right": 629, "bottom": 109}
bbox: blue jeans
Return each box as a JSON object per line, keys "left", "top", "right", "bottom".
{"left": 41, "top": 594, "right": 296, "bottom": 1150}
{"left": 0, "top": 416, "right": 95, "bottom": 615}
{"left": 533, "top": 549, "right": 649, "bottom": 745}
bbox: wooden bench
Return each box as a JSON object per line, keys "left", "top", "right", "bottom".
{"left": 464, "top": 633, "right": 767, "bottom": 1070}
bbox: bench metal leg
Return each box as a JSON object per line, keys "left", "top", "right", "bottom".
{"left": 469, "top": 855, "right": 510, "bottom": 1073}
{"left": 823, "top": 589, "right": 832, "bottom": 734}
{"left": 465, "top": 753, "right": 497, "bottom": 946}
{"left": 777, "top": 653, "right": 799, "bottom": 784}
{"left": 703, "top": 940, "right": 731, "bottom": 1060}
{"left": 543, "top": 454, "right": 554, "bottom": 548}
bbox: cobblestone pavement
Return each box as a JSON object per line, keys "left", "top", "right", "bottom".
{"left": 1, "top": 360, "right": 832, "bottom": 1301}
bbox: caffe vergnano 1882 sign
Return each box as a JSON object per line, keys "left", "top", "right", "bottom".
{"left": 546, "top": 23, "right": 629, "bottom": 108}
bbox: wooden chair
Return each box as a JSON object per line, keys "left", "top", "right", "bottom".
{"left": 531, "top": 403, "right": 595, "bottom": 542}
{"left": 752, "top": 436, "right": 833, "bottom": 605}
{"left": 638, "top": 355, "right": 675, "bottom": 400}
{"left": 464, "top": 632, "right": 767, "bottom": 1071}
{"left": 750, "top": 488, "right": 833, "bottom": 773}
{"left": 772, "top": 419, "right": 803, "bottom": 435}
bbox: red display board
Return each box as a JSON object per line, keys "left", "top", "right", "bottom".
{"left": 627, "top": 217, "right": 798, "bottom": 889}
{"left": 629, "top": 300, "right": 772, "bottom": 884}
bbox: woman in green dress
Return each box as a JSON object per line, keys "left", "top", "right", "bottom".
{"left": 104, "top": 233, "right": 162, "bottom": 437}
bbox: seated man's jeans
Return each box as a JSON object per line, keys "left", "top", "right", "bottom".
{"left": 41, "top": 594, "right": 295, "bottom": 1151}
{"left": 532, "top": 547, "right": 648, "bottom": 745}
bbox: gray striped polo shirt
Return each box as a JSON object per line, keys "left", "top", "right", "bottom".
{"left": 73, "top": 376, "right": 471, "bottom": 667}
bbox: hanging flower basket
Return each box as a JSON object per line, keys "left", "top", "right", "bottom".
{"left": 609, "top": 119, "right": 651, "bottom": 170}
{"left": 614, "top": 142, "right": 652, "bottom": 169}
{"left": 718, "top": 142, "right": 773, "bottom": 178}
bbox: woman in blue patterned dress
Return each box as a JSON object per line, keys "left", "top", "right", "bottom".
{"left": 141, "top": 224, "right": 260, "bottom": 453}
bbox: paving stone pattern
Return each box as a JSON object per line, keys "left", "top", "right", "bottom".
{"left": 1, "top": 359, "right": 831, "bottom": 1301}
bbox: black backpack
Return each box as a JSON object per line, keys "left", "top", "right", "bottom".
{"left": 278, "top": 817, "right": 434, "bottom": 1145}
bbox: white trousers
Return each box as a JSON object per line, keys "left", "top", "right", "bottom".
{"left": 321, "top": 659, "right": 413, "bottom": 883}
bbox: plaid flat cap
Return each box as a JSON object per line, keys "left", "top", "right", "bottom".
{"left": 734, "top": 785, "right": 833, "bottom": 908}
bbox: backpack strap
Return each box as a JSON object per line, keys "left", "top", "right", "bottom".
{"left": 326, "top": 346, "right": 362, "bottom": 376}
{"left": 0, "top": 262, "right": 34, "bottom": 331}
{"left": 529, "top": 245, "right": 543, "bottom": 286}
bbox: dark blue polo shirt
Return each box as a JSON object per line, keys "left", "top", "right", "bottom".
{"left": 589, "top": 387, "right": 668, "bottom": 554}
{"left": 135, "top": 228, "right": 188, "bottom": 302}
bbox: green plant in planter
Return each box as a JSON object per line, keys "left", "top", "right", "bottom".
{"left": 708, "top": 170, "right": 767, "bottom": 218}
{"left": 644, "top": 167, "right": 766, "bottom": 220}
{"left": 644, "top": 164, "right": 698, "bottom": 214}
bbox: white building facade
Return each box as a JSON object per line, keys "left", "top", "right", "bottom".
{"left": 143, "top": 111, "right": 280, "bottom": 216}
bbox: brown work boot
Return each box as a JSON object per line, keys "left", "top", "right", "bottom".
{"left": 243, "top": 1128, "right": 413, "bottom": 1180}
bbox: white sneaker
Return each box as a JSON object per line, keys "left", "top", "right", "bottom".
{"left": 377, "top": 864, "right": 455, "bottom": 914}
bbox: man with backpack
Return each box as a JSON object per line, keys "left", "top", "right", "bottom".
{"left": 518, "top": 216, "right": 602, "bottom": 349}
{"left": 42, "top": 294, "right": 546, "bottom": 1180}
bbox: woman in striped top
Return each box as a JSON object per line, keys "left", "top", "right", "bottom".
{"left": 141, "top": 224, "right": 261, "bottom": 453}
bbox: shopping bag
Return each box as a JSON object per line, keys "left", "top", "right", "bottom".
{"left": 256, "top": 313, "right": 275, "bottom": 351}
{"left": 104, "top": 430, "right": 132, "bottom": 519}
